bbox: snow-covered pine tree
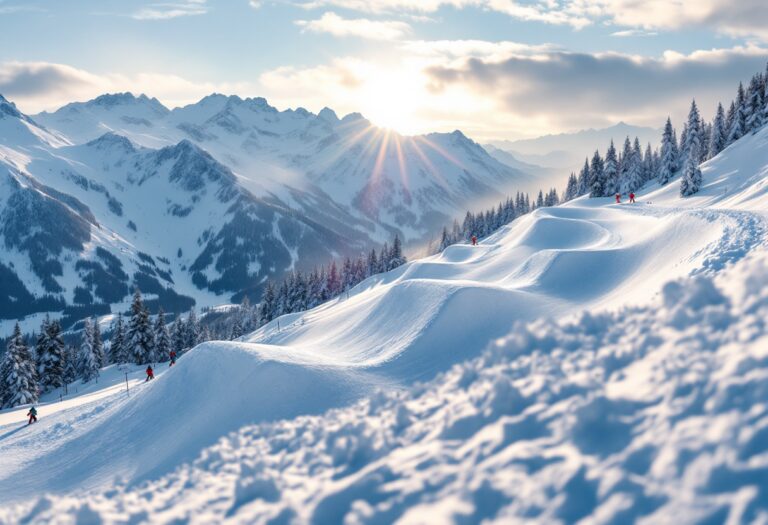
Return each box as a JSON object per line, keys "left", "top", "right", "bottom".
{"left": 154, "top": 309, "right": 171, "bottom": 362}
{"left": 110, "top": 313, "right": 126, "bottom": 365}
{"left": 185, "top": 308, "right": 200, "bottom": 350}
{"left": 728, "top": 82, "right": 747, "bottom": 144}
{"left": 79, "top": 318, "right": 100, "bottom": 384}
{"left": 658, "top": 118, "right": 677, "bottom": 185}
{"left": 643, "top": 143, "right": 654, "bottom": 183}
{"left": 588, "top": 150, "right": 605, "bottom": 198}
{"left": 439, "top": 227, "right": 451, "bottom": 251}
{"left": 0, "top": 323, "right": 38, "bottom": 408}
{"left": 127, "top": 289, "right": 153, "bottom": 364}
{"left": 603, "top": 140, "right": 619, "bottom": 195}
{"left": 92, "top": 318, "right": 104, "bottom": 368}
{"left": 260, "top": 281, "right": 277, "bottom": 324}
{"left": 34, "top": 316, "right": 50, "bottom": 378}
{"left": 389, "top": 235, "right": 407, "bottom": 270}
{"left": 617, "top": 137, "right": 633, "bottom": 194}
{"left": 681, "top": 100, "right": 704, "bottom": 197}
{"left": 62, "top": 345, "right": 78, "bottom": 386}
{"left": 746, "top": 74, "right": 764, "bottom": 133}
{"left": 36, "top": 317, "right": 65, "bottom": 392}
{"left": 709, "top": 103, "right": 727, "bottom": 158}
{"left": 621, "top": 137, "right": 644, "bottom": 194}
{"left": 171, "top": 316, "right": 186, "bottom": 355}
{"left": 564, "top": 173, "right": 578, "bottom": 201}
{"left": 536, "top": 190, "right": 544, "bottom": 208}
{"left": 577, "top": 158, "right": 589, "bottom": 196}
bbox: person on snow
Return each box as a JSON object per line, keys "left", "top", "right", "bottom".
{"left": 145, "top": 365, "right": 154, "bottom": 382}
{"left": 629, "top": 192, "right": 636, "bottom": 203}
{"left": 615, "top": 193, "right": 621, "bottom": 204}
{"left": 169, "top": 350, "right": 177, "bottom": 367}
{"left": 471, "top": 235, "right": 478, "bottom": 246}
{"left": 27, "top": 406, "right": 37, "bottom": 425}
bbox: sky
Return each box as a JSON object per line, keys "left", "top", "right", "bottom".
{"left": 0, "top": 0, "right": 768, "bottom": 140}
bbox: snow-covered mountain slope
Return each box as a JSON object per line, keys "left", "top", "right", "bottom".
{"left": 0, "top": 92, "right": 537, "bottom": 326}
{"left": 1, "top": 123, "right": 767, "bottom": 520}
{"left": 0, "top": 97, "right": 370, "bottom": 326}
{"left": 5, "top": 252, "right": 768, "bottom": 524}
{"left": 35, "top": 93, "right": 534, "bottom": 242}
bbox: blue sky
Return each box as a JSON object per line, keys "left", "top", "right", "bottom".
{"left": 1, "top": 0, "right": 767, "bottom": 140}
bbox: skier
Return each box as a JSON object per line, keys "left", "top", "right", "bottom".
{"left": 27, "top": 406, "right": 37, "bottom": 425}
{"left": 615, "top": 193, "right": 621, "bottom": 204}
{"left": 471, "top": 235, "right": 478, "bottom": 246}
{"left": 169, "top": 350, "right": 177, "bottom": 367}
{"left": 145, "top": 365, "right": 154, "bottom": 382}
{"left": 629, "top": 192, "right": 636, "bottom": 203}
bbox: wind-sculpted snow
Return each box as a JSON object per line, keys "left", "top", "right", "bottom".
{"left": 4, "top": 252, "right": 768, "bottom": 524}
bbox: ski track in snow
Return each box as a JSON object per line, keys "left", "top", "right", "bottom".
{"left": 2, "top": 126, "right": 768, "bottom": 523}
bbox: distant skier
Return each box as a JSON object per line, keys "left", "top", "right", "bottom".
{"left": 471, "top": 235, "right": 477, "bottom": 246}
{"left": 145, "top": 365, "right": 154, "bottom": 382}
{"left": 629, "top": 192, "right": 636, "bottom": 203}
{"left": 27, "top": 406, "right": 37, "bottom": 425}
{"left": 169, "top": 350, "right": 177, "bottom": 367}
{"left": 615, "top": 193, "right": 621, "bottom": 204}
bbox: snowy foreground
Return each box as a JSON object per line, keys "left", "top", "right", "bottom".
{"left": 2, "top": 129, "right": 768, "bottom": 523}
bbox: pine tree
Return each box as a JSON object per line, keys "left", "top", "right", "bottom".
{"left": 643, "top": 143, "right": 654, "bottom": 183}
{"left": 389, "top": 235, "right": 406, "bottom": 270}
{"left": 728, "top": 82, "right": 747, "bottom": 144}
{"left": 327, "top": 261, "right": 341, "bottom": 295}
{"left": 171, "top": 316, "right": 186, "bottom": 355}
{"left": 681, "top": 101, "right": 704, "bottom": 196}
{"left": 577, "top": 158, "right": 590, "bottom": 196}
{"left": 747, "top": 74, "right": 764, "bottom": 133}
{"left": 62, "top": 345, "right": 78, "bottom": 386}
{"left": 657, "top": 118, "right": 677, "bottom": 185}
{"left": 79, "top": 318, "right": 100, "bottom": 384}
{"left": 0, "top": 323, "right": 38, "bottom": 408}
{"left": 92, "top": 318, "right": 104, "bottom": 368}
{"left": 588, "top": 150, "right": 605, "bottom": 198}
{"left": 127, "top": 289, "right": 153, "bottom": 364}
{"left": 709, "top": 103, "right": 727, "bottom": 158}
{"left": 185, "top": 308, "right": 200, "bottom": 350}
{"left": 600, "top": 140, "right": 617, "bottom": 196}
{"left": 36, "top": 318, "right": 65, "bottom": 393}
{"left": 154, "top": 309, "right": 171, "bottom": 362}
{"left": 439, "top": 227, "right": 451, "bottom": 251}
{"left": 621, "top": 137, "right": 644, "bottom": 194}
{"left": 564, "top": 173, "right": 578, "bottom": 201}
{"left": 260, "top": 281, "right": 277, "bottom": 324}
{"left": 110, "top": 314, "right": 126, "bottom": 365}
{"left": 535, "top": 190, "right": 544, "bottom": 208}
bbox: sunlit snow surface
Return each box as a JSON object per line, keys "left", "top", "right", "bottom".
{"left": 2, "top": 129, "right": 768, "bottom": 523}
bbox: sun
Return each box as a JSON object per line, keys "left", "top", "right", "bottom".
{"left": 357, "top": 68, "right": 425, "bottom": 136}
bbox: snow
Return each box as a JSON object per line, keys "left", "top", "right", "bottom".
{"left": 2, "top": 121, "right": 768, "bottom": 523}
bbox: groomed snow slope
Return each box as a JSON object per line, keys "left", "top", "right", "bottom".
{"left": 1, "top": 126, "right": 768, "bottom": 522}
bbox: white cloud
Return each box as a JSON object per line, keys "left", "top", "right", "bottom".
{"left": 610, "top": 29, "right": 658, "bottom": 38}
{"left": 296, "top": 12, "right": 412, "bottom": 40}
{"left": 132, "top": 0, "right": 208, "bottom": 20}
{"left": 0, "top": 61, "right": 251, "bottom": 114}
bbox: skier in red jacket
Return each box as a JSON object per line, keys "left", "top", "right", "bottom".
{"left": 145, "top": 365, "right": 154, "bottom": 382}
{"left": 471, "top": 235, "right": 478, "bottom": 246}
{"left": 629, "top": 192, "right": 636, "bottom": 203}
{"left": 615, "top": 193, "right": 621, "bottom": 203}
{"left": 169, "top": 350, "right": 177, "bottom": 367}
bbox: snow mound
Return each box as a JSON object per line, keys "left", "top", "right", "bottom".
{"left": 6, "top": 250, "right": 768, "bottom": 524}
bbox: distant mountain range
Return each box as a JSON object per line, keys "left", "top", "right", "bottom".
{"left": 0, "top": 92, "right": 535, "bottom": 327}
{"left": 487, "top": 122, "right": 661, "bottom": 173}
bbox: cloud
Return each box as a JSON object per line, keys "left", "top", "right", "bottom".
{"left": 425, "top": 43, "right": 768, "bottom": 132}
{"left": 294, "top": 0, "right": 768, "bottom": 39}
{"left": 0, "top": 62, "right": 251, "bottom": 114}
{"left": 296, "top": 12, "right": 412, "bottom": 40}
{"left": 610, "top": 29, "right": 658, "bottom": 38}
{"left": 132, "top": 0, "right": 208, "bottom": 20}
{"left": 249, "top": 0, "right": 262, "bottom": 7}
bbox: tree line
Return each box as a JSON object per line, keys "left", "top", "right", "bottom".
{"left": 562, "top": 62, "right": 768, "bottom": 201}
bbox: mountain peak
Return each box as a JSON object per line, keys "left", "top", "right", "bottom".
{"left": 85, "top": 132, "right": 136, "bottom": 154}
{"left": 86, "top": 93, "right": 169, "bottom": 115}
{"left": 318, "top": 107, "right": 339, "bottom": 123}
